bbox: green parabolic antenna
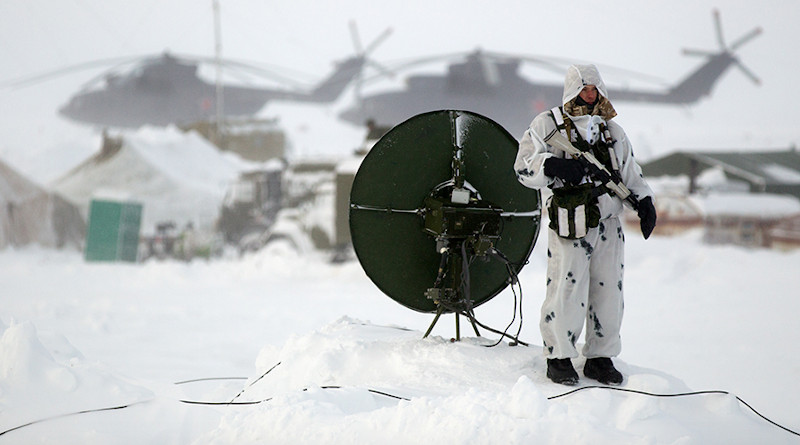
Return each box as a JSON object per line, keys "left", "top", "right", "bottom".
{"left": 350, "top": 110, "right": 541, "bottom": 313}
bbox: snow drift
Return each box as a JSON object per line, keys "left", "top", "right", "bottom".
{"left": 1, "top": 316, "right": 795, "bottom": 444}
{"left": 1, "top": 232, "right": 799, "bottom": 443}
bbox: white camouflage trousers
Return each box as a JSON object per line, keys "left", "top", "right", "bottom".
{"left": 541, "top": 216, "right": 625, "bottom": 359}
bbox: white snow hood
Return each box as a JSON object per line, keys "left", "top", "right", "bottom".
{"left": 562, "top": 64, "right": 610, "bottom": 105}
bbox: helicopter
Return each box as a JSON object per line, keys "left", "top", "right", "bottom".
{"left": 55, "top": 52, "right": 367, "bottom": 128}
{"left": 338, "top": 10, "right": 762, "bottom": 136}
{"left": 3, "top": 25, "right": 393, "bottom": 129}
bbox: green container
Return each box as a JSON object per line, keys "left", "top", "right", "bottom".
{"left": 84, "top": 199, "right": 143, "bottom": 262}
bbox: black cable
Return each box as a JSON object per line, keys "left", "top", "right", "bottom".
{"left": 436, "top": 300, "right": 529, "bottom": 347}
{"left": 353, "top": 322, "right": 414, "bottom": 332}
{"left": 547, "top": 385, "right": 800, "bottom": 437}
{"left": 512, "top": 279, "right": 524, "bottom": 341}
{"left": 463, "top": 310, "right": 528, "bottom": 347}
{"left": 0, "top": 384, "right": 408, "bottom": 437}
{"left": 176, "top": 378, "right": 800, "bottom": 438}
{"left": 507, "top": 280, "right": 524, "bottom": 344}
{"left": 460, "top": 241, "right": 474, "bottom": 321}
{"left": 4, "top": 380, "right": 797, "bottom": 438}
{"left": 472, "top": 245, "right": 516, "bottom": 348}
{"left": 180, "top": 398, "right": 268, "bottom": 406}
{"left": 492, "top": 247, "right": 525, "bottom": 344}
{"left": 0, "top": 400, "right": 152, "bottom": 438}
{"left": 179, "top": 385, "right": 410, "bottom": 406}
{"left": 318, "top": 386, "right": 410, "bottom": 401}
{"left": 174, "top": 376, "right": 248, "bottom": 385}
{"left": 432, "top": 248, "right": 449, "bottom": 289}
{"left": 449, "top": 246, "right": 527, "bottom": 348}
{"left": 176, "top": 384, "right": 800, "bottom": 438}
{"left": 361, "top": 388, "right": 410, "bottom": 401}
{"left": 483, "top": 280, "right": 518, "bottom": 348}
{"left": 228, "top": 361, "right": 281, "bottom": 403}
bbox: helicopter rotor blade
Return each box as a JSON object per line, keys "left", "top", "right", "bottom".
{"left": 683, "top": 10, "right": 762, "bottom": 86}
{"left": 346, "top": 23, "right": 394, "bottom": 108}
{"left": 497, "top": 49, "right": 669, "bottom": 86}
{"left": 484, "top": 50, "right": 566, "bottom": 75}
{"left": 348, "top": 22, "right": 365, "bottom": 104}
{"left": 379, "top": 52, "right": 471, "bottom": 75}
{"left": 208, "top": 57, "right": 309, "bottom": 88}
{"left": 365, "top": 60, "right": 395, "bottom": 79}
{"left": 683, "top": 10, "right": 762, "bottom": 56}
{"left": 349, "top": 20, "right": 364, "bottom": 55}
{"left": 502, "top": 51, "right": 669, "bottom": 87}
{"left": 685, "top": 10, "right": 762, "bottom": 87}
{"left": 734, "top": 59, "right": 761, "bottom": 85}
{"left": 361, "top": 26, "right": 395, "bottom": 82}
{"left": 0, "top": 55, "right": 144, "bottom": 89}
{"left": 729, "top": 26, "right": 763, "bottom": 51}
{"left": 364, "top": 27, "right": 393, "bottom": 56}
{"left": 166, "top": 51, "right": 322, "bottom": 88}
{"left": 3, "top": 51, "right": 311, "bottom": 93}
{"left": 682, "top": 48, "right": 717, "bottom": 57}
{"left": 713, "top": 9, "right": 726, "bottom": 50}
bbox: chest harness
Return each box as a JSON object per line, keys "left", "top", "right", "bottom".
{"left": 546, "top": 106, "right": 622, "bottom": 238}
{"left": 550, "top": 106, "right": 620, "bottom": 175}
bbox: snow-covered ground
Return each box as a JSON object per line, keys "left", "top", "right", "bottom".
{"left": 1, "top": 3, "right": 799, "bottom": 441}
{"left": 2, "top": 228, "right": 799, "bottom": 444}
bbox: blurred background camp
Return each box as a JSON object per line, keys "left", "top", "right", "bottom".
{"left": 1, "top": 0, "right": 798, "bottom": 256}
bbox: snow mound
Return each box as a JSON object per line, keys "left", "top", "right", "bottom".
{"left": 0, "top": 320, "right": 152, "bottom": 434}
{"left": 198, "top": 317, "right": 789, "bottom": 444}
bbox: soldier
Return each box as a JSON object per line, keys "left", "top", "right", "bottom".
{"left": 514, "top": 64, "right": 657, "bottom": 385}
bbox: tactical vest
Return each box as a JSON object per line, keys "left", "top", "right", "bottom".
{"left": 550, "top": 106, "right": 618, "bottom": 173}
{"left": 546, "top": 106, "right": 620, "bottom": 239}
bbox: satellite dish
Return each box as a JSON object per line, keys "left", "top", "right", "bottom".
{"left": 349, "top": 110, "right": 541, "bottom": 337}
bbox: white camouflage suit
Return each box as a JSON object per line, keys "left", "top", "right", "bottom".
{"left": 514, "top": 65, "right": 653, "bottom": 360}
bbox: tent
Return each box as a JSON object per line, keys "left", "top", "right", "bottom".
{"left": 0, "top": 158, "right": 85, "bottom": 249}
{"left": 641, "top": 149, "right": 800, "bottom": 199}
{"left": 52, "top": 128, "right": 253, "bottom": 234}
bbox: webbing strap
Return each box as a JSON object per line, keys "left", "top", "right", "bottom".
{"left": 550, "top": 107, "right": 568, "bottom": 138}
{"left": 550, "top": 107, "right": 570, "bottom": 159}
{"left": 550, "top": 107, "right": 564, "bottom": 126}
{"left": 549, "top": 108, "right": 623, "bottom": 179}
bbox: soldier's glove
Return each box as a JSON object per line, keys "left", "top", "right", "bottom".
{"left": 637, "top": 196, "right": 657, "bottom": 240}
{"left": 543, "top": 157, "right": 584, "bottom": 185}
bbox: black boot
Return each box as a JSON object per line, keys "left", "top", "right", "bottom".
{"left": 583, "top": 357, "right": 623, "bottom": 385}
{"left": 546, "top": 358, "right": 579, "bottom": 385}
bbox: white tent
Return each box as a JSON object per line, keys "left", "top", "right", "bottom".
{"left": 0, "top": 158, "right": 85, "bottom": 249}
{"left": 52, "top": 128, "right": 254, "bottom": 234}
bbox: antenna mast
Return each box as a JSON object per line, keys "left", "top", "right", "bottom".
{"left": 212, "top": 0, "right": 224, "bottom": 145}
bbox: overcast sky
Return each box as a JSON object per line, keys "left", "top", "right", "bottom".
{"left": 1, "top": 0, "right": 798, "bottom": 182}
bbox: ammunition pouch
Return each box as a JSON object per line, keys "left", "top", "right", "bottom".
{"left": 547, "top": 183, "right": 601, "bottom": 239}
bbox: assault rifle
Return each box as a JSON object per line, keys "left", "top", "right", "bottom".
{"left": 544, "top": 128, "right": 640, "bottom": 212}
